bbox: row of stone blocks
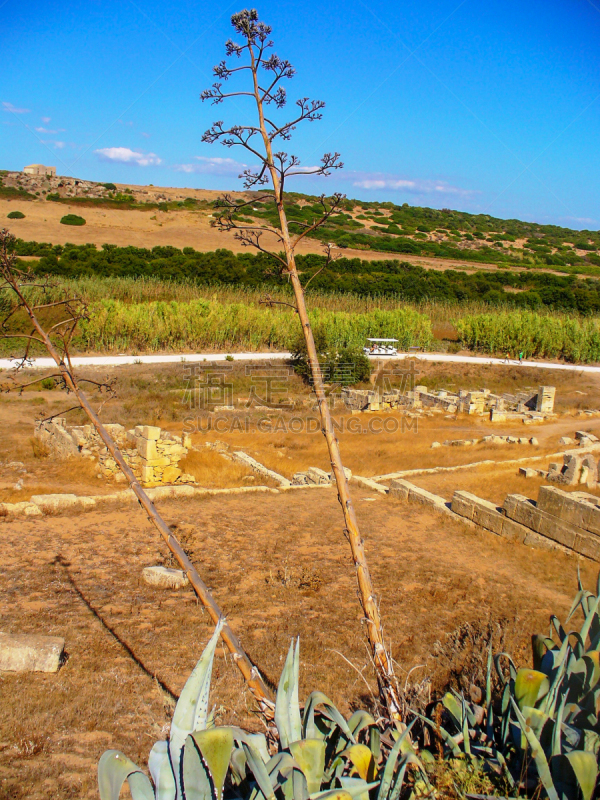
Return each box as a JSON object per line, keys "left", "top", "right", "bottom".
{"left": 450, "top": 486, "right": 600, "bottom": 561}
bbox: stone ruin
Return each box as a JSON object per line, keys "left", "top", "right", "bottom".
{"left": 516, "top": 430, "right": 600, "bottom": 486}
{"left": 5, "top": 171, "right": 114, "bottom": 200}
{"left": 35, "top": 419, "right": 195, "bottom": 488}
{"left": 448, "top": 484, "right": 600, "bottom": 562}
{"left": 342, "top": 384, "right": 556, "bottom": 420}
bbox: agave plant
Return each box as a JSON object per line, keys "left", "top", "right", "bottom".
{"left": 420, "top": 572, "right": 600, "bottom": 800}
{"left": 98, "top": 621, "right": 431, "bottom": 800}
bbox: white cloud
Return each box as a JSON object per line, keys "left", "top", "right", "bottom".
{"left": 2, "top": 101, "right": 30, "bottom": 114}
{"left": 95, "top": 147, "right": 162, "bottom": 166}
{"left": 41, "top": 139, "right": 67, "bottom": 149}
{"left": 349, "top": 171, "right": 476, "bottom": 198}
{"left": 141, "top": 132, "right": 151, "bottom": 138}
{"left": 41, "top": 116, "right": 51, "bottom": 123}
{"left": 35, "top": 126, "right": 65, "bottom": 134}
{"left": 174, "top": 156, "right": 251, "bottom": 176}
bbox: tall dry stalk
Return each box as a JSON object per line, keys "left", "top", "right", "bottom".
{"left": 0, "top": 229, "right": 272, "bottom": 713}
{"left": 201, "top": 10, "right": 399, "bottom": 715}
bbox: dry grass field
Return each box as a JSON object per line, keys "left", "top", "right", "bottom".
{"left": 1, "top": 487, "right": 597, "bottom": 799}
{"left": 2, "top": 358, "right": 600, "bottom": 798}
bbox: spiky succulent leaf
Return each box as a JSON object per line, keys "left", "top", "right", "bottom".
{"left": 344, "top": 744, "right": 376, "bottom": 782}
{"left": 511, "top": 698, "right": 559, "bottom": 800}
{"left": 514, "top": 669, "right": 550, "bottom": 710}
{"left": 242, "top": 741, "right": 277, "bottom": 800}
{"left": 289, "top": 739, "right": 326, "bottom": 795}
{"left": 337, "top": 777, "right": 379, "bottom": 800}
{"left": 303, "top": 692, "right": 356, "bottom": 743}
{"left": 275, "top": 639, "right": 302, "bottom": 750}
{"left": 98, "top": 750, "right": 155, "bottom": 800}
{"left": 169, "top": 620, "right": 225, "bottom": 797}
{"left": 148, "top": 740, "right": 176, "bottom": 800}
{"left": 377, "top": 720, "right": 416, "bottom": 800}
{"left": 552, "top": 751, "right": 599, "bottom": 800}
{"left": 184, "top": 728, "right": 235, "bottom": 800}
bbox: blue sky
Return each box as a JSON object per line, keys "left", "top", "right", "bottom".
{"left": 2, "top": 0, "right": 599, "bottom": 228}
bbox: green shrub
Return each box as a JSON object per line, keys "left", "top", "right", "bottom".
{"left": 103, "top": 182, "right": 117, "bottom": 191}
{"left": 7, "top": 211, "right": 25, "bottom": 219}
{"left": 46, "top": 193, "right": 60, "bottom": 201}
{"left": 60, "top": 214, "right": 86, "bottom": 226}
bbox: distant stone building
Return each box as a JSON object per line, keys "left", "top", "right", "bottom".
{"left": 23, "top": 164, "right": 56, "bottom": 177}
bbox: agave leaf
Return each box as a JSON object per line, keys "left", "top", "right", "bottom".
{"left": 510, "top": 698, "right": 559, "bottom": 800}
{"left": 368, "top": 726, "right": 381, "bottom": 762}
{"left": 344, "top": 744, "right": 376, "bottom": 782}
{"left": 553, "top": 751, "right": 599, "bottom": 800}
{"left": 186, "top": 728, "right": 235, "bottom": 800}
{"left": 377, "top": 719, "right": 416, "bottom": 800}
{"left": 416, "top": 713, "right": 461, "bottom": 758}
{"left": 170, "top": 620, "right": 224, "bottom": 797}
{"left": 310, "top": 791, "right": 353, "bottom": 800}
{"left": 533, "top": 635, "right": 556, "bottom": 673}
{"left": 514, "top": 669, "right": 549, "bottom": 710}
{"left": 243, "top": 741, "right": 277, "bottom": 800}
{"left": 441, "top": 693, "right": 463, "bottom": 730}
{"left": 579, "top": 595, "right": 600, "bottom": 649}
{"left": 551, "top": 615, "right": 567, "bottom": 644}
{"left": 337, "top": 777, "right": 379, "bottom": 800}
{"left": 461, "top": 697, "right": 471, "bottom": 758}
{"left": 494, "top": 652, "right": 518, "bottom": 685}
{"left": 289, "top": 739, "right": 326, "bottom": 795}
{"left": 98, "top": 750, "right": 155, "bottom": 800}
{"left": 182, "top": 738, "right": 213, "bottom": 800}
{"left": 275, "top": 639, "right": 302, "bottom": 750}
{"left": 347, "top": 710, "right": 376, "bottom": 739}
{"left": 229, "top": 729, "right": 270, "bottom": 765}
{"left": 230, "top": 748, "right": 247, "bottom": 786}
{"left": 148, "top": 740, "right": 176, "bottom": 800}
{"left": 303, "top": 692, "right": 356, "bottom": 744}
{"left": 552, "top": 692, "right": 568, "bottom": 758}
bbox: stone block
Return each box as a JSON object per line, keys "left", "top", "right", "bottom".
{"left": 500, "top": 517, "right": 529, "bottom": 543}
{"left": 563, "top": 455, "right": 583, "bottom": 485}
{"left": 389, "top": 479, "right": 411, "bottom": 501}
{"left": 162, "top": 466, "right": 182, "bottom": 484}
{"left": 559, "top": 437, "right": 575, "bottom": 446}
{"left": 354, "top": 476, "right": 388, "bottom": 494}
{"left": 136, "top": 425, "right": 161, "bottom": 440}
{"left": 503, "top": 494, "right": 541, "bottom": 531}
{"left": 30, "top": 493, "right": 79, "bottom": 513}
{"left": 471, "top": 499, "right": 505, "bottom": 535}
{"left": 142, "top": 566, "right": 189, "bottom": 589}
{"left": 0, "top": 632, "right": 65, "bottom": 673}
{"left": 538, "top": 514, "right": 578, "bottom": 549}
{"left": 136, "top": 437, "right": 158, "bottom": 460}
{"left": 537, "top": 486, "right": 567, "bottom": 518}
{"left": 140, "top": 456, "right": 171, "bottom": 468}
{"left": 574, "top": 533, "right": 600, "bottom": 562}
{"left": 451, "top": 490, "right": 476, "bottom": 520}
{"left": 141, "top": 465, "right": 155, "bottom": 483}
{"left": 407, "top": 485, "right": 447, "bottom": 510}
{"left": 306, "top": 467, "right": 330, "bottom": 485}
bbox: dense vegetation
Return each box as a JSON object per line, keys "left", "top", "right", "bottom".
{"left": 59, "top": 214, "right": 86, "bottom": 226}
{"left": 457, "top": 310, "right": 600, "bottom": 362}
{"left": 12, "top": 240, "right": 600, "bottom": 315}
{"left": 6, "top": 211, "right": 25, "bottom": 219}
{"left": 241, "top": 192, "right": 600, "bottom": 272}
